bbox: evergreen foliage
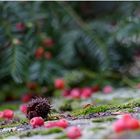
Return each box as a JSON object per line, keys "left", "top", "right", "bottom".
{"left": 0, "top": 1, "right": 140, "bottom": 88}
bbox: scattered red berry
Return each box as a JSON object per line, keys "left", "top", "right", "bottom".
{"left": 126, "top": 118, "right": 140, "bottom": 130}
{"left": 35, "top": 47, "right": 44, "bottom": 59}
{"left": 44, "top": 51, "right": 52, "bottom": 60}
{"left": 22, "top": 94, "right": 32, "bottom": 103}
{"left": 42, "top": 38, "right": 54, "bottom": 48}
{"left": 66, "top": 126, "right": 82, "bottom": 139}
{"left": 27, "top": 82, "right": 37, "bottom": 90}
{"left": 30, "top": 117, "right": 44, "bottom": 128}
{"left": 62, "top": 89, "right": 71, "bottom": 97}
{"left": 103, "top": 85, "right": 113, "bottom": 93}
{"left": 3, "top": 109, "right": 14, "bottom": 119}
{"left": 20, "top": 104, "right": 27, "bottom": 114}
{"left": 44, "top": 121, "right": 57, "bottom": 128}
{"left": 54, "top": 79, "right": 65, "bottom": 89}
{"left": 56, "top": 119, "right": 69, "bottom": 128}
{"left": 136, "top": 83, "right": 140, "bottom": 89}
{"left": 81, "top": 87, "right": 92, "bottom": 99}
{"left": 113, "top": 114, "right": 140, "bottom": 133}
{"left": 113, "top": 119, "right": 126, "bottom": 133}
{"left": 0, "top": 111, "right": 4, "bottom": 118}
{"left": 16, "top": 22, "right": 26, "bottom": 31}
{"left": 92, "top": 85, "right": 100, "bottom": 92}
{"left": 70, "top": 88, "right": 81, "bottom": 99}
{"left": 122, "top": 114, "right": 132, "bottom": 121}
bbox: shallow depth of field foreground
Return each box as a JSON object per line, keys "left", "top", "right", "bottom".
{"left": 1, "top": 1, "right": 140, "bottom": 139}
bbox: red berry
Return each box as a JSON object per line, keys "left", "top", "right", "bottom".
{"left": 126, "top": 118, "right": 140, "bottom": 130}
{"left": 81, "top": 87, "right": 92, "bottom": 99}
{"left": 22, "top": 94, "right": 32, "bottom": 103}
{"left": 20, "top": 104, "right": 27, "bottom": 114}
{"left": 70, "top": 88, "right": 81, "bottom": 99}
{"left": 113, "top": 119, "right": 126, "bottom": 133}
{"left": 3, "top": 109, "right": 14, "bottom": 119}
{"left": 44, "top": 122, "right": 57, "bottom": 128}
{"left": 35, "top": 47, "right": 44, "bottom": 59}
{"left": 44, "top": 51, "right": 52, "bottom": 60}
{"left": 54, "top": 79, "right": 65, "bottom": 89}
{"left": 27, "top": 82, "right": 37, "bottom": 90}
{"left": 56, "top": 119, "right": 69, "bottom": 128}
{"left": 16, "top": 23, "right": 26, "bottom": 31}
{"left": 92, "top": 85, "right": 100, "bottom": 92}
{"left": 62, "top": 89, "right": 71, "bottom": 97}
{"left": 122, "top": 114, "right": 132, "bottom": 121}
{"left": 66, "top": 126, "right": 82, "bottom": 139}
{"left": 136, "top": 83, "right": 140, "bottom": 89}
{"left": 30, "top": 117, "right": 44, "bottom": 128}
{"left": 0, "top": 111, "right": 4, "bottom": 118}
{"left": 42, "top": 38, "right": 54, "bottom": 48}
{"left": 103, "top": 85, "right": 113, "bottom": 93}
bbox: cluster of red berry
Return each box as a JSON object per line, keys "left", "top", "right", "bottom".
{"left": 19, "top": 102, "right": 81, "bottom": 139}
{"left": 62, "top": 87, "right": 98, "bottom": 99}
{"left": 113, "top": 114, "right": 140, "bottom": 133}
{"left": 29, "top": 117, "right": 82, "bottom": 139}
{"left": 35, "top": 38, "right": 54, "bottom": 60}
{"left": 55, "top": 78, "right": 113, "bottom": 99}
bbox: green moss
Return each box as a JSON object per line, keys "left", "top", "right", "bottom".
{"left": 55, "top": 134, "right": 67, "bottom": 139}
{"left": 0, "top": 118, "right": 28, "bottom": 129}
{"left": 92, "top": 116, "right": 116, "bottom": 123}
{"left": 72, "top": 105, "right": 112, "bottom": 116}
{"left": 91, "top": 127, "right": 105, "bottom": 132}
{"left": 72, "top": 98, "right": 140, "bottom": 116}
{"left": 0, "top": 130, "right": 19, "bottom": 139}
{"left": 19, "top": 127, "right": 63, "bottom": 138}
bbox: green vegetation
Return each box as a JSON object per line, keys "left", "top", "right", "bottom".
{"left": 0, "top": 118, "right": 28, "bottom": 129}
{"left": 0, "top": 130, "right": 19, "bottom": 139}
{"left": 91, "top": 127, "right": 105, "bottom": 132}
{"left": 72, "top": 98, "right": 140, "bottom": 116}
{"left": 92, "top": 116, "right": 116, "bottom": 123}
{"left": 19, "top": 127, "right": 63, "bottom": 138}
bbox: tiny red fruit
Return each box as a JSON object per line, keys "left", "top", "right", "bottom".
{"left": 136, "top": 83, "right": 140, "bottom": 89}
{"left": 126, "top": 118, "right": 140, "bottom": 130}
{"left": 70, "top": 88, "right": 81, "bottom": 99}
{"left": 30, "top": 117, "right": 44, "bottom": 128}
{"left": 92, "top": 85, "right": 100, "bottom": 92}
{"left": 42, "top": 38, "right": 54, "bottom": 48}
{"left": 122, "top": 114, "right": 132, "bottom": 121}
{"left": 35, "top": 47, "right": 44, "bottom": 59}
{"left": 27, "top": 82, "right": 37, "bottom": 90}
{"left": 66, "top": 126, "right": 82, "bottom": 139}
{"left": 16, "top": 22, "right": 26, "bottom": 31}
{"left": 103, "top": 85, "right": 113, "bottom": 93}
{"left": 3, "top": 109, "right": 14, "bottom": 119}
{"left": 22, "top": 94, "right": 32, "bottom": 103}
{"left": 113, "top": 119, "right": 126, "bottom": 133}
{"left": 54, "top": 79, "right": 65, "bottom": 89}
{"left": 81, "top": 87, "right": 92, "bottom": 99}
{"left": 20, "top": 104, "right": 27, "bottom": 114}
{"left": 44, "top": 51, "right": 52, "bottom": 60}
{"left": 0, "top": 111, "right": 4, "bottom": 118}
{"left": 44, "top": 122, "right": 57, "bottom": 128}
{"left": 56, "top": 119, "right": 69, "bottom": 128}
{"left": 62, "top": 89, "right": 71, "bottom": 98}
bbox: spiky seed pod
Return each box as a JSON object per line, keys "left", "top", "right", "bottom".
{"left": 26, "top": 97, "right": 51, "bottom": 120}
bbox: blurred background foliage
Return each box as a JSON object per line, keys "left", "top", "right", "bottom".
{"left": 0, "top": 1, "right": 140, "bottom": 101}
